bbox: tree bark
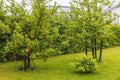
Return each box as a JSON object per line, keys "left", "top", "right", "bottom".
{"left": 23, "top": 56, "right": 27, "bottom": 71}
{"left": 91, "top": 37, "right": 94, "bottom": 58}
{"left": 94, "top": 38, "right": 97, "bottom": 58}
{"left": 27, "top": 52, "right": 31, "bottom": 69}
{"left": 99, "top": 39, "right": 103, "bottom": 62}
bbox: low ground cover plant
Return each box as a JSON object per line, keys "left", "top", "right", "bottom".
{"left": 71, "top": 55, "right": 98, "bottom": 73}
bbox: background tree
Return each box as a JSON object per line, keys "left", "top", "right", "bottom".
{"left": 70, "top": 0, "right": 119, "bottom": 61}
{"left": 0, "top": 0, "right": 12, "bottom": 61}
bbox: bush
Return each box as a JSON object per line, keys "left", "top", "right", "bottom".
{"left": 71, "top": 55, "right": 98, "bottom": 73}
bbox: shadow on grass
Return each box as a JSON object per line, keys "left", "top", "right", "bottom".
{"left": 69, "top": 70, "right": 99, "bottom": 76}
{"left": 18, "top": 66, "right": 36, "bottom": 71}
{"left": 116, "top": 77, "right": 120, "bottom": 80}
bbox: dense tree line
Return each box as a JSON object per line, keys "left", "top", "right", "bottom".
{"left": 0, "top": 0, "right": 120, "bottom": 71}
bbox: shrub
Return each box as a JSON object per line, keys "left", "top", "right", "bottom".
{"left": 71, "top": 55, "right": 98, "bottom": 73}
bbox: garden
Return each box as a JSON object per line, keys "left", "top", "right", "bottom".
{"left": 0, "top": 0, "right": 120, "bottom": 80}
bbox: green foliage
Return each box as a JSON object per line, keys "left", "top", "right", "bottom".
{"left": 0, "top": 20, "right": 11, "bottom": 61}
{"left": 111, "top": 25, "right": 120, "bottom": 46}
{"left": 0, "top": 0, "right": 120, "bottom": 65}
{"left": 71, "top": 55, "right": 98, "bottom": 73}
{"left": 4, "top": 23, "right": 37, "bottom": 57}
{"left": 41, "top": 48, "right": 56, "bottom": 61}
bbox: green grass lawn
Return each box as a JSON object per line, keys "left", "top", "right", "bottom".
{"left": 0, "top": 46, "right": 120, "bottom": 80}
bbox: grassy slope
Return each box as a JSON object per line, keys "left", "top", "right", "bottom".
{"left": 0, "top": 46, "right": 120, "bottom": 80}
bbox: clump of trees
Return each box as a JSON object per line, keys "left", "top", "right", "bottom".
{"left": 70, "top": 0, "right": 120, "bottom": 61}
{"left": 0, "top": 0, "right": 120, "bottom": 71}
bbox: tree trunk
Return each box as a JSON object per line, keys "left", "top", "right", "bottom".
{"left": 99, "top": 39, "right": 103, "bottom": 62}
{"left": 91, "top": 37, "right": 94, "bottom": 58}
{"left": 94, "top": 38, "right": 97, "bottom": 58}
{"left": 27, "top": 53, "right": 31, "bottom": 69}
{"left": 23, "top": 56, "right": 27, "bottom": 71}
